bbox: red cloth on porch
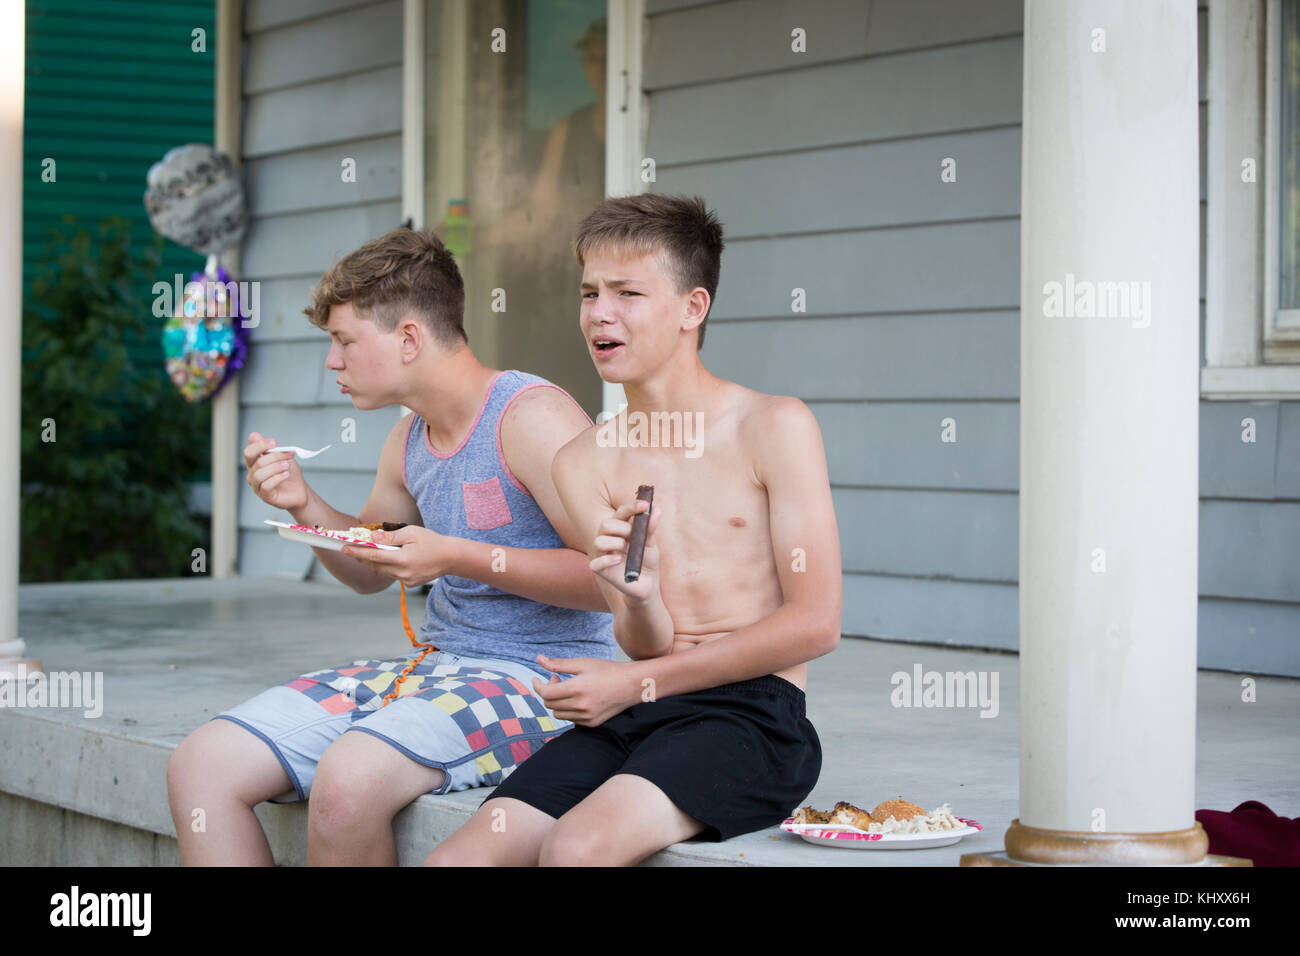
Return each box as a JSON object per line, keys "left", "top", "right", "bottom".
{"left": 1195, "top": 801, "right": 1300, "bottom": 866}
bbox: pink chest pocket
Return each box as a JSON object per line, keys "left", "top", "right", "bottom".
{"left": 463, "top": 476, "right": 513, "bottom": 530}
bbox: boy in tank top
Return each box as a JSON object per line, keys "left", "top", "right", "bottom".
{"left": 167, "top": 228, "right": 616, "bottom": 865}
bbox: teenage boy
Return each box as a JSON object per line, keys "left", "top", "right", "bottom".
{"left": 167, "top": 228, "right": 616, "bottom": 866}
{"left": 427, "top": 194, "right": 842, "bottom": 866}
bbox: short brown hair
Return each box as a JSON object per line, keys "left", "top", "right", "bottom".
{"left": 304, "top": 228, "right": 466, "bottom": 346}
{"left": 574, "top": 194, "right": 724, "bottom": 350}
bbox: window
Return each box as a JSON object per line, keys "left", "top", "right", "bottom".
{"left": 1277, "top": 0, "right": 1300, "bottom": 316}
{"left": 1203, "top": 0, "right": 1300, "bottom": 399}
{"left": 421, "top": 0, "right": 610, "bottom": 418}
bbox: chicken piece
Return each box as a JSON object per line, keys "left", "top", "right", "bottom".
{"left": 872, "top": 798, "right": 927, "bottom": 824}
{"left": 792, "top": 805, "right": 835, "bottom": 825}
{"left": 831, "top": 800, "right": 876, "bottom": 831}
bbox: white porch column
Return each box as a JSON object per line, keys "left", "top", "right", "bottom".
{"left": 211, "top": 0, "right": 242, "bottom": 579}
{"left": 1009, "top": 0, "right": 1203, "bottom": 863}
{"left": 0, "top": 2, "right": 36, "bottom": 678}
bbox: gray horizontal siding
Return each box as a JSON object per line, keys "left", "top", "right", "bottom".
{"left": 815, "top": 401, "right": 1020, "bottom": 490}
{"left": 237, "top": 0, "right": 404, "bottom": 582}
{"left": 845, "top": 575, "right": 1300, "bottom": 677}
{"left": 245, "top": 0, "right": 379, "bottom": 34}
{"left": 243, "top": 64, "right": 402, "bottom": 158}
{"left": 835, "top": 488, "right": 1018, "bottom": 582}
{"left": 833, "top": 489, "right": 1298, "bottom": 605}
{"left": 646, "top": 36, "right": 1023, "bottom": 166}
{"left": 709, "top": 219, "right": 1019, "bottom": 320}
{"left": 1200, "top": 502, "right": 1300, "bottom": 602}
{"left": 818, "top": 397, "right": 1300, "bottom": 502}
{"left": 244, "top": 135, "right": 401, "bottom": 218}
{"left": 1197, "top": 598, "right": 1300, "bottom": 675}
{"left": 645, "top": 0, "right": 1299, "bottom": 676}
{"left": 240, "top": 202, "right": 405, "bottom": 279}
{"left": 247, "top": 276, "right": 331, "bottom": 343}
{"left": 705, "top": 313, "right": 1020, "bottom": 400}
{"left": 842, "top": 573, "right": 1018, "bottom": 650}
{"left": 645, "top": 0, "right": 1023, "bottom": 90}
{"left": 244, "top": 1, "right": 402, "bottom": 93}
{"left": 241, "top": 341, "right": 330, "bottom": 406}
{"left": 656, "top": 127, "right": 1022, "bottom": 237}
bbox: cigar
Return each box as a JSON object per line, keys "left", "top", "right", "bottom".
{"left": 624, "top": 485, "right": 654, "bottom": 583}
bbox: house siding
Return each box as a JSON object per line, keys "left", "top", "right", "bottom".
{"left": 237, "top": 0, "right": 405, "bottom": 579}
{"left": 232, "top": 0, "right": 1299, "bottom": 675}
{"left": 642, "top": 0, "right": 1300, "bottom": 675}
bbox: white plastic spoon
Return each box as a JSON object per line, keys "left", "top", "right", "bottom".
{"left": 258, "top": 444, "right": 331, "bottom": 459}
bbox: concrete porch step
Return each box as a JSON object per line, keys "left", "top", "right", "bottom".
{"left": 3, "top": 578, "right": 1296, "bottom": 866}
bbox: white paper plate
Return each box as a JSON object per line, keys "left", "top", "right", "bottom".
{"left": 779, "top": 817, "right": 983, "bottom": 850}
{"left": 264, "top": 519, "right": 399, "bottom": 551}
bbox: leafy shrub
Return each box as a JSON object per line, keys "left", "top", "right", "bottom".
{"left": 21, "top": 215, "right": 211, "bottom": 581}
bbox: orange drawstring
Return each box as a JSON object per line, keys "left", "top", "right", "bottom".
{"left": 380, "top": 583, "right": 439, "bottom": 708}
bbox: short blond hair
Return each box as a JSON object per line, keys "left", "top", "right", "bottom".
{"left": 304, "top": 228, "right": 466, "bottom": 345}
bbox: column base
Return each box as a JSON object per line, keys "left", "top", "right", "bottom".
{"left": 958, "top": 819, "right": 1252, "bottom": 866}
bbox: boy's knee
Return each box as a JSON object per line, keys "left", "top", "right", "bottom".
{"left": 167, "top": 731, "right": 205, "bottom": 799}
{"left": 424, "top": 842, "right": 479, "bottom": 867}
{"left": 538, "top": 824, "right": 607, "bottom": 867}
{"left": 308, "top": 748, "right": 384, "bottom": 838}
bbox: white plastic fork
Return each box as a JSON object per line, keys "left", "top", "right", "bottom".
{"left": 258, "top": 444, "right": 331, "bottom": 459}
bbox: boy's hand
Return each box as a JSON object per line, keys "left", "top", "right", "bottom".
{"left": 531, "top": 655, "right": 641, "bottom": 727}
{"left": 589, "top": 498, "right": 662, "bottom": 605}
{"left": 340, "top": 525, "right": 458, "bottom": 588}
{"left": 245, "top": 431, "right": 309, "bottom": 512}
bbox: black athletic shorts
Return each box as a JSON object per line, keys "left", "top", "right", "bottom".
{"left": 483, "top": 674, "right": 821, "bottom": 842}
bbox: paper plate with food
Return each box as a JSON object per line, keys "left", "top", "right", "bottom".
{"left": 264, "top": 520, "right": 402, "bottom": 551}
{"left": 781, "top": 798, "right": 982, "bottom": 850}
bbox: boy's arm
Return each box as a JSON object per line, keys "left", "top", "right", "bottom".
{"left": 447, "top": 384, "right": 610, "bottom": 612}
{"left": 550, "top": 435, "right": 676, "bottom": 659}
{"left": 344, "top": 388, "right": 611, "bottom": 612}
{"left": 631, "top": 398, "right": 842, "bottom": 697}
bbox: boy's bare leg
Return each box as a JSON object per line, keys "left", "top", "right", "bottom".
{"left": 306, "top": 730, "right": 445, "bottom": 866}
{"left": 167, "top": 719, "right": 296, "bottom": 866}
{"left": 538, "top": 774, "right": 706, "bottom": 866}
{"left": 424, "top": 797, "right": 558, "bottom": 866}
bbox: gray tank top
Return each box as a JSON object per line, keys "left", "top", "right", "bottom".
{"left": 402, "top": 370, "right": 616, "bottom": 676}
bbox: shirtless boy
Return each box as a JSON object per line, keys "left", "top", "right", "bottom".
{"left": 167, "top": 228, "right": 616, "bottom": 865}
{"left": 427, "top": 194, "right": 842, "bottom": 866}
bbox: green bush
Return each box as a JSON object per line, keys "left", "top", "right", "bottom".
{"left": 21, "top": 215, "right": 211, "bottom": 581}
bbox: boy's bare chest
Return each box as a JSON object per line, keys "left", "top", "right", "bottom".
{"left": 603, "top": 441, "right": 773, "bottom": 588}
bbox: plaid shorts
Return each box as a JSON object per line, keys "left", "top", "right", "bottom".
{"left": 214, "top": 650, "right": 568, "bottom": 801}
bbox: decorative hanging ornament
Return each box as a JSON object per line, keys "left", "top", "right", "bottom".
{"left": 146, "top": 143, "right": 252, "bottom": 402}
{"left": 143, "top": 143, "right": 247, "bottom": 255}
{"left": 161, "top": 257, "right": 251, "bottom": 403}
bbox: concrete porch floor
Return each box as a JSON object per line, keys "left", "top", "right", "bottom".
{"left": 2, "top": 577, "right": 1297, "bottom": 866}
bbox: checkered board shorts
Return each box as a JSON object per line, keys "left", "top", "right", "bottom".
{"left": 215, "top": 650, "right": 569, "bottom": 800}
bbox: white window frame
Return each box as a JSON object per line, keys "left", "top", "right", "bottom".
{"left": 1264, "top": 0, "right": 1300, "bottom": 347}
{"left": 1203, "top": 0, "right": 1300, "bottom": 399}
{"left": 601, "top": 0, "right": 647, "bottom": 417}
{"left": 405, "top": 0, "right": 645, "bottom": 417}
